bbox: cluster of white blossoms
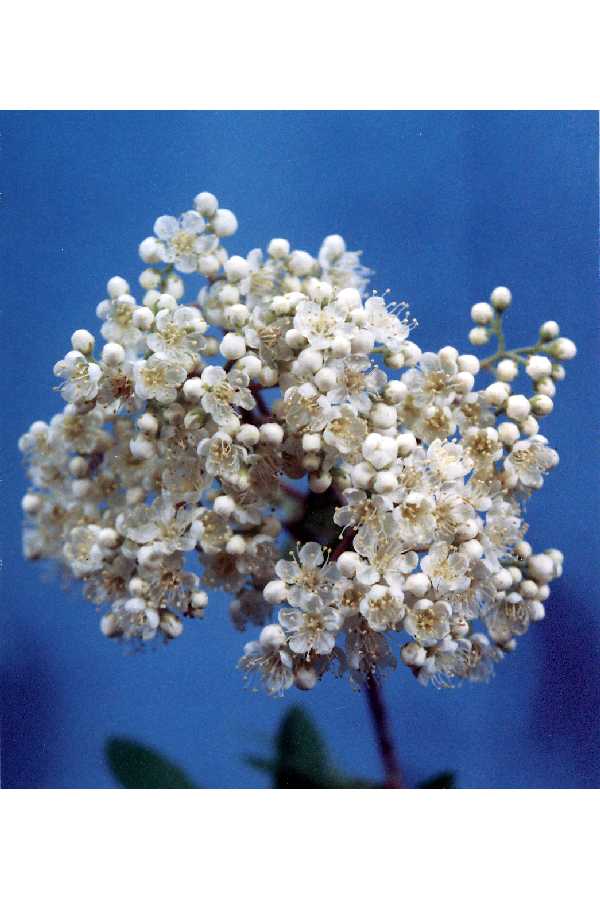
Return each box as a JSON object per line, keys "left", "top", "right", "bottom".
{"left": 20, "top": 192, "right": 577, "bottom": 694}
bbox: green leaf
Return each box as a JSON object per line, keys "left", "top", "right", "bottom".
{"left": 106, "top": 738, "right": 197, "bottom": 789}
{"left": 417, "top": 771, "right": 456, "bottom": 789}
{"left": 253, "top": 706, "right": 377, "bottom": 788}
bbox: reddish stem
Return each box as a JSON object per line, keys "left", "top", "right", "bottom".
{"left": 364, "top": 675, "right": 404, "bottom": 788}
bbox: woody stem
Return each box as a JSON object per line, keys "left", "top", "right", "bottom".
{"left": 364, "top": 674, "right": 404, "bottom": 788}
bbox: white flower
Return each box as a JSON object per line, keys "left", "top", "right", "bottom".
{"left": 54, "top": 351, "right": 102, "bottom": 403}
{"left": 327, "top": 355, "right": 387, "bottom": 413}
{"left": 101, "top": 295, "right": 142, "bottom": 347}
{"left": 154, "top": 210, "right": 213, "bottom": 273}
{"left": 63, "top": 525, "right": 105, "bottom": 576}
{"left": 359, "top": 583, "right": 406, "bottom": 632}
{"left": 279, "top": 594, "right": 342, "bottom": 655}
{"left": 354, "top": 521, "right": 418, "bottom": 591}
{"left": 134, "top": 354, "right": 188, "bottom": 403}
{"left": 196, "top": 366, "right": 255, "bottom": 429}
{"left": 146, "top": 306, "right": 206, "bottom": 369}
{"left": 293, "top": 298, "right": 354, "bottom": 351}
{"left": 363, "top": 295, "right": 410, "bottom": 351}
{"left": 362, "top": 433, "right": 397, "bottom": 470}
{"left": 275, "top": 542, "right": 340, "bottom": 607}
{"left": 323, "top": 405, "right": 367, "bottom": 457}
{"left": 421, "top": 543, "right": 471, "bottom": 593}
{"left": 504, "top": 438, "right": 559, "bottom": 490}
{"left": 404, "top": 599, "right": 452, "bottom": 647}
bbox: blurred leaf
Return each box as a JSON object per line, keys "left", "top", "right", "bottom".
{"left": 249, "top": 706, "right": 378, "bottom": 788}
{"left": 106, "top": 738, "right": 197, "bottom": 789}
{"left": 417, "top": 771, "right": 456, "bottom": 789}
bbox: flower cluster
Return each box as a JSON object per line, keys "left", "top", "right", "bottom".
{"left": 20, "top": 192, "right": 576, "bottom": 694}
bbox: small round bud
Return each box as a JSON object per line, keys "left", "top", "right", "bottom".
{"left": 107, "top": 276, "right": 129, "bottom": 298}
{"left": 259, "top": 423, "right": 284, "bottom": 445}
{"left": 337, "top": 551, "right": 360, "bottom": 578}
{"left": 289, "top": 250, "right": 314, "bottom": 276}
{"left": 329, "top": 335, "right": 352, "bottom": 357}
{"left": 468, "top": 327, "right": 489, "bottom": 346}
{"left": 100, "top": 613, "right": 120, "bottom": 638}
{"left": 528, "top": 600, "right": 546, "bottom": 622}
{"left": 237, "top": 355, "right": 262, "bottom": 379}
{"left": 313, "top": 367, "right": 337, "bottom": 393}
{"left": 521, "top": 415, "right": 539, "bottom": 436}
{"left": 457, "top": 354, "right": 480, "bottom": 375}
{"left": 506, "top": 394, "right": 531, "bottom": 421}
{"left": 321, "top": 234, "right": 346, "bottom": 258}
{"left": 267, "top": 238, "right": 290, "bottom": 258}
{"left": 22, "top": 493, "right": 42, "bottom": 514}
{"left": 219, "top": 333, "right": 246, "bottom": 360}
{"left": 236, "top": 424, "right": 260, "bottom": 446}
{"left": 514, "top": 540, "right": 532, "bottom": 560}
{"left": 214, "top": 495, "right": 236, "bottom": 518}
{"left": 295, "top": 668, "right": 318, "bottom": 691}
{"left": 198, "top": 254, "right": 220, "bottom": 277}
{"left": 160, "top": 613, "right": 183, "bottom": 639}
{"left": 530, "top": 394, "right": 553, "bottom": 417}
{"left": 461, "top": 539, "right": 483, "bottom": 560}
{"left": 351, "top": 330, "right": 375, "bottom": 355}
{"left": 99, "top": 527, "right": 119, "bottom": 548}
{"left": 396, "top": 431, "right": 417, "bottom": 457}
{"left": 191, "top": 590, "right": 209, "bottom": 609}
{"left": 130, "top": 436, "right": 154, "bottom": 460}
{"left": 401, "top": 642, "right": 427, "bottom": 667}
{"left": 550, "top": 337, "right": 577, "bottom": 360}
{"left": 484, "top": 381, "right": 510, "bottom": 406}
{"left": 71, "top": 329, "right": 95, "bottom": 355}
{"left": 309, "top": 472, "right": 332, "bottom": 493}
{"left": 404, "top": 573, "right": 430, "bottom": 598}
{"left": 539, "top": 320, "right": 559, "bottom": 341}
{"left": 528, "top": 553, "right": 555, "bottom": 583}
{"left": 224, "top": 255, "right": 250, "bottom": 282}
{"left": 384, "top": 381, "right": 407, "bottom": 404}
{"left": 498, "top": 421, "right": 520, "bottom": 445}
{"left": 370, "top": 402, "right": 397, "bottom": 430}
{"left": 212, "top": 208, "right": 238, "bottom": 237}
{"left": 263, "top": 580, "right": 287, "bottom": 604}
{"left": 470, "top": 302, "right": 494, "bottom": 325}
{"left": 302, "top": 433, "right": 322, "bottom": 453}
{"left": 520, "top": 579, "right": 539, "bottom": 599}
{"left": 132, "top": 306, "right": 154, "bottom": 330}
{"left": 455, "top": 371, "right": 475, "bottom": 394}
{"left": 182, "top": 377, "right": 204, "bottom": 402}
{"left": 137, "top": 413, "right": 158, "bottom": 437}
{"left": 101, "top": 342, "right": 125, "bottom": 366}
{"left": 226, "top": 535, "right": 246, "bottom": 556}
{"left": 455, "top": 520, "right": 480, "bottom": 542}
{"left": 494, "top": 569, "right": 513, "bottom": 591}
{"left": 194, "top": 191, "right": 218, "bottom": 216}
{"left": 525, "top": 355, "right": 553, "bottom": 381}
{"left": 496, "top": 359, "right": 519, "bottom": 382}
{"left": 373, "top": 470, "right": 398, "bottom": 494}
{"left": 490, "top": 286, "right": 512, "bottom": 310}
{"left": 535, "top": 376, "right": 556, "bottom": 397}
{"left": 260, "top": 624, "right": 286, "bottom": 650}
{"left": 138, "top": 236, "right": 162, "bottom": 264}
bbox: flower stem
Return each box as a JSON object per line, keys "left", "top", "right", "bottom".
{"left": 364, "top": 674, "right": 404, "bottom": 788}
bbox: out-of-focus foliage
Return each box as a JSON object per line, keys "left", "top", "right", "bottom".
{"left": 106, "top": 738, "right": 197, "bottom": 788}
{"left": 107, "top": 707, "right": 454, "bottom": 788}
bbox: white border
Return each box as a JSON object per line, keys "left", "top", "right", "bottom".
{"left": 1, "top": 2, "right": 599, "bottom": 109}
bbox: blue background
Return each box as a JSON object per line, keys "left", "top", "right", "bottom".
{"left": 1, "top": 111, "right": 598, "bottom": 788}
